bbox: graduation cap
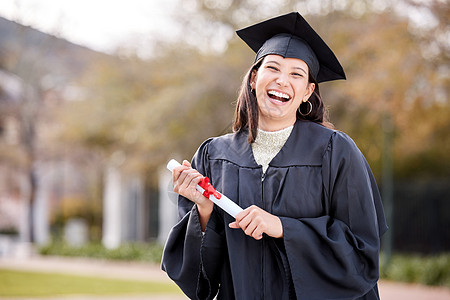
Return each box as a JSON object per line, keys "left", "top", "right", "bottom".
{"left": 236, "top": 12, "right": 346, "bottom": 83}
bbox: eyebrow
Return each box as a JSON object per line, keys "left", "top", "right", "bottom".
{"left": 265, "top": 60, "right": 308, "bottom": 75}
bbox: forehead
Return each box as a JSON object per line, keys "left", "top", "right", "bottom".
{"left": 262, "top": 54, "right": 309, "bottom": 71}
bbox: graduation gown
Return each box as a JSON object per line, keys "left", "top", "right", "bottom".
{"left": 162, "top": 120, "right": 388, "bottom": 300}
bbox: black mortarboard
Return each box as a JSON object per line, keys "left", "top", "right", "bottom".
{"left": 236, "top": 12, "right": 346, "bottom": 83}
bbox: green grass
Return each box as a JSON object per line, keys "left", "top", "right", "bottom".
{"left": 37, "top": 242, "right": 450, "bottom": 288}
{"left": 0, "top": 268, "right": 183, "bottom": 297}
{"left": 39, "top": 242, "right": 164, "bottom": 263}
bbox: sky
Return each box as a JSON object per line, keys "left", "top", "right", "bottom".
{"left": 0, "top": 0, "right": 441, "bottom": 57}
{"left": 0, "top": 0, "right": 180, "bottom": 55}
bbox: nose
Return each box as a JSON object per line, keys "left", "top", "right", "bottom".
{"left": 275, "top": 72, "right": 289, "bottom": 86}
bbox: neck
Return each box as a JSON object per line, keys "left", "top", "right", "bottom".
{"left": 258, "top": 118, "right": 296, "bottom": 132}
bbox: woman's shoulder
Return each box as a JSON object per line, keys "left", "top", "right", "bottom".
{"left": 330, "top": 129, "right": 361, "bottom": 152}
{"left": 196, "top": 131, "right": 255, "bottom": 167}
{"left": 294, "top": 121, "right": 363, "bottom": 161}
{"left": 321, "top": 128, "right": 367, "bottom": 166}
{"left": 199, "top": 132, "right": 249, "bottom": 159}
{"left": 300, "top": 121, "right": 358, "bottom": 149}
{"left": 200, "top": 131, "right": 243, "bottom": 149}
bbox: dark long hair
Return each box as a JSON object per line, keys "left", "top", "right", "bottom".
{"left": 233, "top": 59, "right": 333, "bottom": 143}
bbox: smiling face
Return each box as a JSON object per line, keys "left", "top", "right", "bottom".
{"left": 250, "top": 55, "right": 315, "bottom": 131}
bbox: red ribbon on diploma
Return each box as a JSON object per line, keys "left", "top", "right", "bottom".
{"left": 198, "top": 177, "right": 222, "bottom": 199}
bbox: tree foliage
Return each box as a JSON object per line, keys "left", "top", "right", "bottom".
{"left": 53, "top": 41, "right": 252, "bottom": 181}
{"left": 52, "top": 0, "right": 449, "bottom": 185}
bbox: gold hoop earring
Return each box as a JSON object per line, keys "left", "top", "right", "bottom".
{"left": 298, "top": 101, "right": 312, "bottom": 116}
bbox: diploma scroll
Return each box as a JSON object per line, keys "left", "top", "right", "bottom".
{"left": 167, "top": 159, "right": 243, "bottom": 218}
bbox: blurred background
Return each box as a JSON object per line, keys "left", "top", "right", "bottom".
{"left": 0, "top": 0, "right": 449, "bottom": 296}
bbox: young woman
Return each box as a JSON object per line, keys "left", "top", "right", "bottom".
{"left": 162, "top": 12, "right": 388, "bottom": 300}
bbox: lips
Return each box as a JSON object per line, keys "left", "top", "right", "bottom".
{"left": 267, "top": 90, "right": 291, "bottom": 102}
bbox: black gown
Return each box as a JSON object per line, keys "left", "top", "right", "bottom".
{"left": 162, "top": 120, "right": 388, "bottom": 300}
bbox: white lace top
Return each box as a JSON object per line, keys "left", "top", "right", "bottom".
{"left": 251, "top": 125, "right": 294, "bottom": 173}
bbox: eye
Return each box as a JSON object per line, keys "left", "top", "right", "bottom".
{"left": 266, "top": 65, "right": 279, "bottom": 71}
{"left": 291, "top": 72, "right": 303, "bottom": 78}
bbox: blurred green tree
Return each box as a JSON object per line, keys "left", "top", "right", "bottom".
{"left": 54, "top": 41, "right": 254, "bottom": 184}
{"left": 56, "top": 0, "right": 448, "bottom": 183}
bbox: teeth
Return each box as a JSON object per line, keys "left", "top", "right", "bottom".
{"left": 268, "top": 90, "right": 290, "bottom": 100}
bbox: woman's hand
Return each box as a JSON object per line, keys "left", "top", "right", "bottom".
{"left": 172, "top": 160, "right": 208, "bottom": 206}
{"left": 172, "top": 160, "right": 213, "bottom": 230}
{"left": 229, "top": 205, "right": 283, "bottom": 240}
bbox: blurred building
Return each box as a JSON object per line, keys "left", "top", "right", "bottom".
{"left": 0, "top": 17, "right": 170, "bottom": 254}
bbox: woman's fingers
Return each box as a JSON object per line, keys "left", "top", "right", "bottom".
{"left": 172, "top": 160, "right": 193, "bottom": 186}
{"left": 172, "top": 165, "right": 213, "bottom": 209}
{"left": 229, "top": 217, "right": 263, "bottom": 240}
{"left": 229, "top": 205, "right": 281, "bottom": 240}
{"left": 242, "top": 211, "right": 265, "bottom": 240}
{"left": 179, "top": 172, "right": 202, "bottom": 198}
{"left": 228, "top": 221, "right": 239, "bottom": 228}
{"left": 172, "top": 162, "right": 205, "bottom": 202}
{"left": 251, "top": 227, "right": 264, "bottom": 240}
{"left": 172, "top": 165, "right": 190, "bottom": 191}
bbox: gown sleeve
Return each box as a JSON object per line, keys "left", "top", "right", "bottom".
{"left": 279, "top": 131, "right": 388, "bottom": 300}
{"left": 161, "top": 139, "right": 225, "bottom": 300}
